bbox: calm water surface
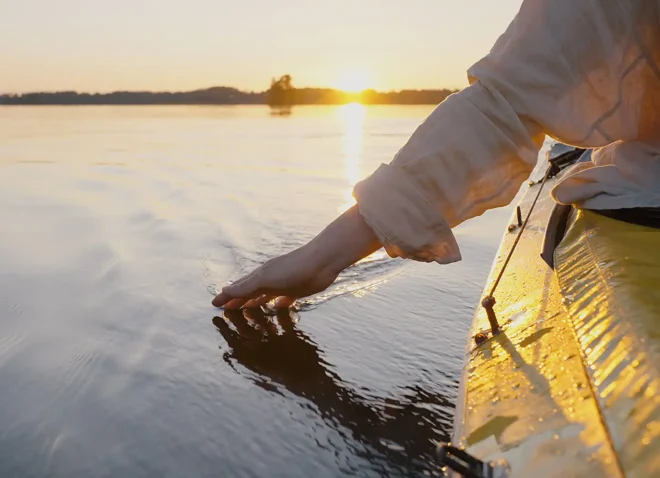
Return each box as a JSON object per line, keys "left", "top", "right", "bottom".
{"left": 0, "top": 105, "right": 513, "bottom": 477}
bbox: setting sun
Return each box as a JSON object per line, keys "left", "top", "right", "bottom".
{"left": 335, "top": 69, "right": 371, "bottom": 93}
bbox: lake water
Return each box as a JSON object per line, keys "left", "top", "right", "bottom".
{"left": 0, "top": 105, "right": 515, "bottom": 477}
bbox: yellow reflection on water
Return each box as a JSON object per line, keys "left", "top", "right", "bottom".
{"left": 339, "top": 102, "right": 366, "bottom": 213}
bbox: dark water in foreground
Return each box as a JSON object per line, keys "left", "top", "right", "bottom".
{"left": 0, "top": 105, "right": 514, "bottom": 477}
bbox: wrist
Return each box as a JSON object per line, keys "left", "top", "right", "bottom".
{"left": 306, "top": 205, "right": 382, "bottom": 275}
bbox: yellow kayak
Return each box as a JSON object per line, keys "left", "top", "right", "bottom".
{"left": 441, "top": 145, "right": 660, "bottom": 477}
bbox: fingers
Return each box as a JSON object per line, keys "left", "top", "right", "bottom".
{"left": 243, "top": 294, "right": 275, "bottom": 309}
{"left": 212, "top": 288, "right": 264, "bottom": 308}
{"left": 273, "top": 296, "right": 296, "bottom": 309}
{"left": 222, "top": 269, "right": 263, "bottom": 298}
{"left": 213, "top": 294, "right": 297, "bottom": 311}
{"left": 219, "top": 294, "right": 278, "bottom": 310}
{"left": 212, "top": 268, "right": 265, "bottom": 307}
{"left": 212, "top": 281, "right": 297, "bottom": 310}
{"left": 211, "top": 291, "right": 233, "bottom": 308}
{"left": 223, "top": 298, "right": 248, "bottom": 309}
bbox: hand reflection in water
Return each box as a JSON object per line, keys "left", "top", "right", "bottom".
{"left": 212, "top": 308, "right": 452, "bottom": 476}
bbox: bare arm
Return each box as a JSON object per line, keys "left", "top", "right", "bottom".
{"left": 212, "top": 205, "right": 381, "bottom": 308}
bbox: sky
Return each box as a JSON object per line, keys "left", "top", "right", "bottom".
{"left": 0, "top": 0, "right": 523, "bottom": 94}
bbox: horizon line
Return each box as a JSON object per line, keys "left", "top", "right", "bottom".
{"left": 1, "top": 84, "right": 461, "bottom": 96}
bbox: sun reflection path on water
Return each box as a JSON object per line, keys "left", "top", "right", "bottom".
{"left": 338, "top": 102, "right": 366, "bottom": 214}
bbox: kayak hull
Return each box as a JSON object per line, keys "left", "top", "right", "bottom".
{"left": 451, "top": 146, "right": 660, "bottom": 477}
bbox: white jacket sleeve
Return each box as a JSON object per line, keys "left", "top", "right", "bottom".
{"left": 353, "top": 0, "right": 660, "bottom": 264}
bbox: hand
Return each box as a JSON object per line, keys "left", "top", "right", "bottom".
{"left": 211, "top": 243, "right": 341, "bottom": 309}
{"left": 212, "top": 205, "right": 382, "bottom": 309}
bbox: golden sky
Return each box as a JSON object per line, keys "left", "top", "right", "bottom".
{"left": 1, "top": 0, "right": 523, "bottom": 93}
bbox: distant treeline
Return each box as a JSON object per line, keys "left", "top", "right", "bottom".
{"left": 0, "top": 88, "right": 263, "bottom": 106}
{"left": 1, "top": 79, "right": 457, "bottom": 106}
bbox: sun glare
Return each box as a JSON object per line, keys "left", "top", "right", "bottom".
{"left": 335, "top": 69, "right": 371, "bottom": 93}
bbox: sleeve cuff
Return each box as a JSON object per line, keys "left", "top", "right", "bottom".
{"left": 353, "top": 163, "right": 462, "bottom": 264}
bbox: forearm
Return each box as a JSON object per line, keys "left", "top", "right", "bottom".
{"left": 305, "top": 205, "right": 382, "bottom": 275}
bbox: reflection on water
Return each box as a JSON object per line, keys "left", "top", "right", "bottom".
{"left": 339, "top": 103, "right": 366, "bottom": 213}
{"left": 213, "top": 308, "right": 449, "bottom": 476}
